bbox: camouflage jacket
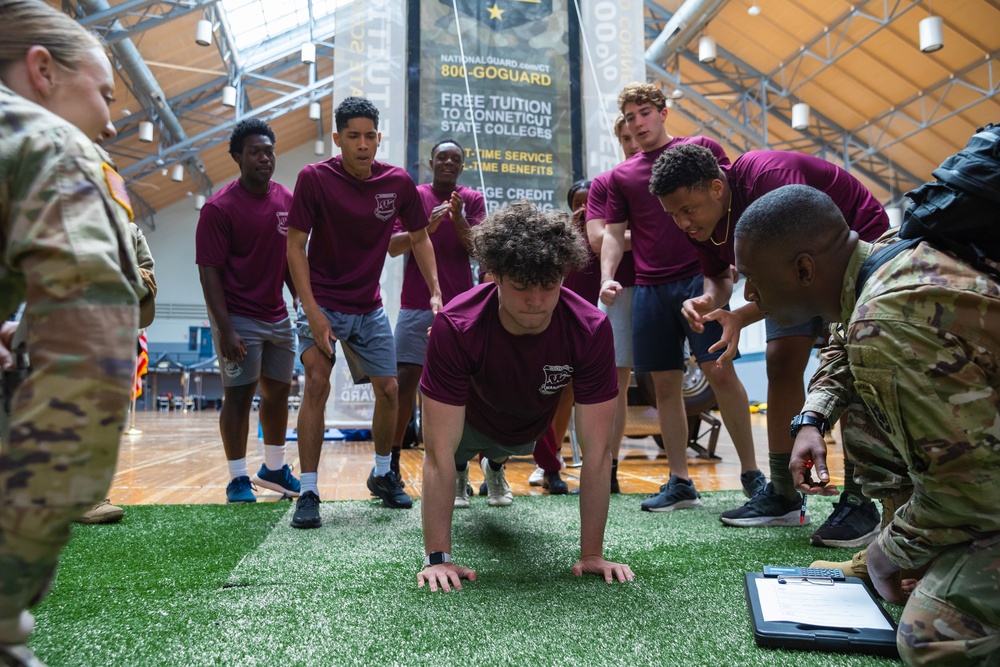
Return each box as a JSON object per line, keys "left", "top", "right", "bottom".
{"left": 803, "top": 237, "right": 1000, "bottom": 569}
{"left": 1, "top": 82, "right": 140, "bottom": 433}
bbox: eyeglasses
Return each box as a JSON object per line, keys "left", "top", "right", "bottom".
{"left": 777, "top": 575, "right": 834, "bottom": 586}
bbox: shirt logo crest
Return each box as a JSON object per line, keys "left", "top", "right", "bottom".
{"left": 539, "top": 364, "right": 572, "bottom": 395}
{"left": 374, "top": 193, "right": 397, "bottom": 221}
{"left": 276, "top": 212, "right": 288, "bottom": 237}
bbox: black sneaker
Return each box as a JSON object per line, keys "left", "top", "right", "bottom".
{"left": 291, "top": 491, "right": 321, "bottom": 529}
{"left": 542, "top": 471, "right": 569, "bottom": 495}
{"left": 719, "top": 482, "right": 805, "bottom": 527}
{"left": 479, "top": 481, "right": 488, "bottom": 496}
{"left": 610, "top": 476, "right": 620, "bottom": 494}
{"left": 810, "top": 492, "right": 880, "bottom": 547}
{"left": 740, "top": 469, "right": 767, "bottom": 498}
{"left": 640, "top": 475, "right": 702, "bottom": 512}
{"left": 366, "top": 468, "right": 413, "bottom": 509}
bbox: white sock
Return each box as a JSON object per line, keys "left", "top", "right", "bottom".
{"left": 300, "top": 472, "right": 319, "bottom": 496}
{"left": 227, "top": 458, "right": 248, "bottom": 481}
{"left": 263, "top": 444, "right": 285, "bottom": 471}
{"left": 374, "top": 453, "right": 392, "bottom": 477}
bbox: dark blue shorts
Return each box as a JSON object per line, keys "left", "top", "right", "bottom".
{"left": 632, "top": 276, "right": 738, "bottom": 372}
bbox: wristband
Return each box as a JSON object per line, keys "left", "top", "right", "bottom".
{"left": 423, "top": 551, "right": 452, "bottom": 567}
{"left": 789, "top": 413, "right": 829, "bottom": 438}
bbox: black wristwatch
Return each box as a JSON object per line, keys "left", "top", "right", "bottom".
{"left": 424, "top": 551, "right": 452, "bottom": 567}
{"left": 789, "top": 413, "right": 829, "bottom": 438}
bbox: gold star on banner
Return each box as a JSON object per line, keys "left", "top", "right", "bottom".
{"left": 487, "top": 2, "right": 504, "bottom": 20}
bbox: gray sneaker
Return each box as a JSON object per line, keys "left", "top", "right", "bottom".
{"left": 719, "top": 482, "right": 806, "bottom": 527}
{"left": 640, "top": 475, "right": 702, "bottom": 512}
{"left": 481, "top": 458, "right": 513, "bottom": 507}
{"left": 455, "top": 467, "right": 470, "bottom": 508}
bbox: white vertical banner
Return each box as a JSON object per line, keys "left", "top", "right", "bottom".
{"left": 333, "top": 0, "right": 407, "bottom": 166}
{"left": 326, "top": 0, "right": 407, "bottom": 429}
{"left": 579, "top": 0, "right": 646, "bottom": 178}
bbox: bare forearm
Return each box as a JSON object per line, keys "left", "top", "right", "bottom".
{"left": 410, "top": 233, "right": 441, "bottom": 297}
{"left": 198, "top": 266, "right": 233, "bottom": 332}
{"left": 578, "top": 453, "right": 612, "bottom": 558}
{"left": 600, "top": 224, "right": 627, "bottom": 282}
{"left": 286, "top": 231, "right": 318, "bottom": 313}
{"left": 421, "top": 445, "right": 456, "bottom": 554}
{"left": 388, "top": 232, "right": 411, "bottom": 258}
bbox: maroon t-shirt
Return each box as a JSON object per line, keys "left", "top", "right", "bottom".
{"left": 586, "top": 170, "right": 636, "bottom": 288}
{"left": 562, "top": 211, "right": 601, "bottom": 305}
{"left": 606, "top": 136, "right": 730, "bottom": 285}
{"left": 396, "top": 183, "right": 485, "bottom": 309}
{"left": 287, "top": 156, "right": 427, "bottom": 313}
{"left": 693, "top": 150, "right": 891, "bottom": 277}
{"left": 195, "top": 179, "right": 293, "bottom": 322}
{"left": 420, "top": 283, "right": 618, "bottom": 445}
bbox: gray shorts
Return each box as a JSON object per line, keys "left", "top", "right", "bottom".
{"left": 764, "top": 314, "right": 825, "bottom": 342}
{"left": 599, "top": 286, "right": 634, "bottom": 368}
{"left": 394, "top": 308, "right": 434, "bottom": 366}
{"left": 212, "top": 315, "right": 295, "bottom": 388}
{"left": 296, "top": 306, "right": 396, "bottom": 384}
{"left": 454, "top": 421, "right": 536, "bottom": 465}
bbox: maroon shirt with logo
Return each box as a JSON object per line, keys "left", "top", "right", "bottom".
{"left": 421, "top": 283, "right": 618, "bottom": 445}
{"left": 586, "top": 169, "right": 636, "bottom": 288}
{"left": 287, "top": 156, "right": 427, "bottom": 314}
{"left": 195, "top": 179, "right": 293, "bottom": 322}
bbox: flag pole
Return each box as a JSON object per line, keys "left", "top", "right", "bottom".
{"left": 126, "top": 377, "right": 143, "bottom": 436}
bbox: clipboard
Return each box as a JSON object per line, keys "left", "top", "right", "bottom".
{"left": 744, "top": 572, "right": 899, "bottom": 658}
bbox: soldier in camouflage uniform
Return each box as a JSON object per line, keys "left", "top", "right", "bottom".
{"left": 0, "top": 2, "right": 143, "bottom": 664}
{"left": 734, "top": 184, "right": 1000, "bottom": 666}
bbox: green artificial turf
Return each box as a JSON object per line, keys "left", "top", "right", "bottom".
{"left": 31, "top": 492, "right": 902, "bottom": 666}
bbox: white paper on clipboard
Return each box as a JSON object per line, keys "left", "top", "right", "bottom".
{"left": 754, "top": 577, "right": 893, "bottom": 630}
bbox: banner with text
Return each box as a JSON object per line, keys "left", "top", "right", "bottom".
{"left": 579, "top": 0, "right": 646, "bottom": 177}
{"left": 411, "top": 0, "right": 577, "bottom": 212}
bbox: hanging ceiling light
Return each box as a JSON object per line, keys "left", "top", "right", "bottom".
{"left": 314, "top": 140, "right": 326, "bottom": 156}
{"left": 171, "top": 164, "right": 184, "bottom": 182}
{"left": 748, "top": 4, "right": 761, "bottom": 16}
{"left": 301, "top": 42, "right": 316, "bottom": 64}
{"left": 698, "top": 36, "right": 717, "bottom": 64}
{"left": 222, "top": 85, "right": 237, "bottom": 108}
{"left": 919, "top": 15, "right": 944, "bottom": 53}
{"left": 791, "top": 102, "right": 810, "bottom": 130}
{"left": 194, "top": 194, "right": 206, "bottom": 211}
{"left": 309, "top": 102, "right": 321, "bottom": 121}
{"left": 195, "top": 19, "right": 212, "bottom": 46}
{"left": 138, "top": 121, "right": 154, "bottom": 143}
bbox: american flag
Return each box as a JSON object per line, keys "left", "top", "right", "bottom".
{"left": 133, "top": 330, "right": 148, "bottom": 400}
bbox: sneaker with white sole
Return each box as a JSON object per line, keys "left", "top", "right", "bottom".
{"left": 455, "top": 467, "right": 470, "bottom": 508}
{"left": 640, "top": 475, "right": 702, "bottom": 512}
{"left": 719, "top": 482, "right": 806, "bottom": 526}
{"left": 0, "top": 644, "right": 46, "bottom": 667}
{"left": 481, "top": 458, "right": 513, "bottom": 507}
{"left": 810, "top": 492, "right": 880, "bottom": 547}
{"left": 528, "top": 466, "right": 545, "bottom": 486}
{"left": 252, "top": 464, "right": 300, "bottom": 497}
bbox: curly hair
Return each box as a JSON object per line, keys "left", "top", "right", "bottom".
{"left": 648, "top": 143, "right": 723, "bottom": 197}
{"left": 471, "top": 201, "right": 590, "bottom": 286}
{"left": 228, "top": 118, "right": 275, "bottom": 155}
{"left": 613, "top": 114, "right": 627, "bottom": 138}
{"left": 618, "top": 82, "right": 667, "bottom": 114}
{"left": 334, "top": 96, "right": 379, "bottom": 132}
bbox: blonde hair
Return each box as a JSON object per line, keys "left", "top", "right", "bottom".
{"left": 617, "top": 82, "right": 667, "bottom": 114}
{"left": 0, "top": 0, "right": 103, "bottom": 75}
{"left": 613, "top": 114, "right": 627, "bottom": 138}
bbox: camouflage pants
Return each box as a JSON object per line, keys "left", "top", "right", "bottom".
{"left": 0, "top": 307, "right": 134, "bottom": 644}
{"left": 897, "top": 534, "right": 1000, "bottom": 666}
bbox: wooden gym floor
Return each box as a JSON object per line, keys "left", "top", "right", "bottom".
{"left": 108, "top": 409, "right": 846, "bottom": 505}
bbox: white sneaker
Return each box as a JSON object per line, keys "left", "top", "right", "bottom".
{"left": 528, "top": 466, "right": 545, "bottom": 486}
{"left": 455, "top": 466, "right": 470, "bottom": 508}
{"left": 481, "top": 458, "right": 513, "bottom": 507}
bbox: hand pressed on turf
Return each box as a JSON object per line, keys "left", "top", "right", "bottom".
{"left": 572, "top": 555, "right": 634, "bottom": 583}
{"left": 417, "top": 563, "right": 476, "bottom": 592}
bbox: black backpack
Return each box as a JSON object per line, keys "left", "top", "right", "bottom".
{"left": 856, "top": 122, "right": 1000, "bottom": 297}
